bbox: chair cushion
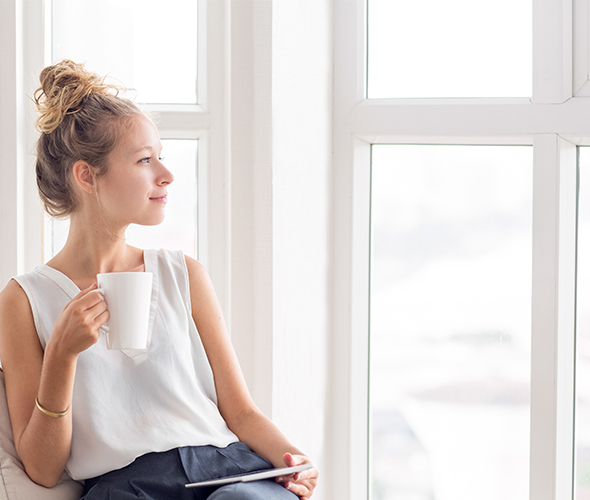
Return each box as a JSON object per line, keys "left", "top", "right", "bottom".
{"left": 0, "top": 370, "right": 83, "bottom": 500}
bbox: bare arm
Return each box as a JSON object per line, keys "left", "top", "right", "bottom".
{"left": 185, "top": 256, "right": 318, "bottom": 499}
{"left": 0, "top": 280, "right": 107, "bottom": 487}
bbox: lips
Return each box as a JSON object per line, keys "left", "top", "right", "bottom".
{"left": 149, "top": 195, "right": 168, "bottom": 202}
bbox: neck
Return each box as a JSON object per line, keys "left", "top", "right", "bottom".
{"left": 47, "top": 213, "right": 144, "bottom": 284}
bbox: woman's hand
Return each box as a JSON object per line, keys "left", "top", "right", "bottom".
{"left": 49, "top": 284, "right": 109, "bottom": 358}
{"left": 275, "top": 453, "right": 319, "bottom": 500}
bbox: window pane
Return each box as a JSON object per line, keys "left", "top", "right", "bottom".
{"left": 44, "top": 139, "right": 198, "bottom": 260}
{"left": 370, "top": 145, "right": 532, "bottom": 500}
{"left": 576, "top": 148, "right": 590, "bottom": 499}
{"left": 51, "top": 0, "right": 198, "bottom": 104}
{"left": 367, "top": 0, "right": 532, "bottom": 98}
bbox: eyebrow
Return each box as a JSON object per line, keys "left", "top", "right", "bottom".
{"left": 131, "top": 146, "right": 154, "bottom": 154}
{"left": 129, "top": 145, "right": 162, "bottom": 156}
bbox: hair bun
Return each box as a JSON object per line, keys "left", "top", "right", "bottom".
{"left": 34, "top": 60, "right": 123, "bottom": 134}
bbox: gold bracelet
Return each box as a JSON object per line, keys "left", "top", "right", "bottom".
{"left": 35, "top": 397, "right": 69, "bottom": 418}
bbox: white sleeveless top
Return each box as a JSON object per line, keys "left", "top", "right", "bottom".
{"left": 13, "top": 249, "right": 237, "bottom": 480}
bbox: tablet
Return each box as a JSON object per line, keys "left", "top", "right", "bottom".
{"left": 185, "top": 462, "right": 314, "bottom": 488}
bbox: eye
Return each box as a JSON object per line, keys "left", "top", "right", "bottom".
{"left": 139, "top": 156, "right": 151, "bottom": 164}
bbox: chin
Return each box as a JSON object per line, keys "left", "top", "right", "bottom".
{"left": 145, "top": 218, "right": 166, "bottom": 226}
{"left": 136, "top": 214, "right": 166, "bottom": 226}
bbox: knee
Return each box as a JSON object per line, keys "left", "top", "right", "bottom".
{"left": 207, "top": 484, "right": 252, "bottom": 500}
{"left": 207, "top": 481, "right": 295, "bottom": 500}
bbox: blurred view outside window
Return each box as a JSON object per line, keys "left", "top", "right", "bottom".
{"left": 45, "top": 140, "right": 198, "bottom": 259}
{"left": 577, "top": 148, "right": 590, "bottom": 500}
{"left": 367, "top": 0, "right": 532, "bottom": 98}
{"left": 370, "top": 145, "right": 532, "bottom": 500}
{"left": 52, "top": 0, "right": 198, "bottom": 104}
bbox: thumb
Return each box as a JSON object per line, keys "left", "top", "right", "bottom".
{"left": 283, "top": 453, "right": 297, "bottom": 467}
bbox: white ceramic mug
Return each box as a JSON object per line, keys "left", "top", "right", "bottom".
{"left": 96, "top": 272, "right": 153, "bottom": 350}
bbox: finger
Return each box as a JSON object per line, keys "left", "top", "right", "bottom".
{"left": 284, "top": 453, "right": 314, "bottom": 467}
{"left": 275, "top": 473, "right": 296, "bottom": 484}
{"left": 297, "top": 467, "right": 317, "bottom": 481}
{"left": 83, "top": 298, "right": 108, "bottom": 321}
{"left": 78, "top": 289, "right": 107, "bottom": 311}
{"left": 92, "top": 308, "right": 110, "bottom": 328}
{"left": 284, "top": 481, "right": 310, "bottom": 498}
{"left": 71, "top": 287, "right": 101, "bottom": 306}
{"left": 74, "top": 299, "right": 109, "bottom": 332}
{"left": 72, "top": 283, "right": 99, "bottom": 300}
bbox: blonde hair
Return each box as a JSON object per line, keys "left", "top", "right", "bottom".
{"left": 34, "top": 60, "right": 142, "bottom": 218}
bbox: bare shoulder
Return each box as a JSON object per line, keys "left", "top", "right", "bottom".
{"left": 0, "top": 279, "right": 34, "bottom": 333}
{"left": 0, "top": 279, "right": 42, "bottom": 369}
{"left": 0, "top": 278, "right": 28, "bottom": 306}
{"left": 184, "top": 255, "right": 208, "bottom": 279}
{"left": 183, "top": 255, "right": 215, "bottom": 296}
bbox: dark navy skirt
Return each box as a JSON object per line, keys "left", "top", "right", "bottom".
{"left": 81, "top": 442, "right": 298, "bottom": 500}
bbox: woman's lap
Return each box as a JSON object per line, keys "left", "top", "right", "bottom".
{"left": 81, "top": 442, "right": 297, "bottom": 500}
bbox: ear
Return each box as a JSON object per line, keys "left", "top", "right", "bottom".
{"left": 72, "top": 160, "right": 97, "bottom": 194}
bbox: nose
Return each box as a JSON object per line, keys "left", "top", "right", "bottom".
{"left": 157, "top": 160, "right": 174, "bottom": 185}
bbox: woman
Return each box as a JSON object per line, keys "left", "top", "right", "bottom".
{"left": 0, "top": 60, "right": 318, "bottom": 500}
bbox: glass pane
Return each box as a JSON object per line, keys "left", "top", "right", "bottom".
{"left": 44, "top": 139, "right": 198, "bottom": 260}
{"left": 576, "top": 148, "right": 590, "bottom": 499}
{"left": 367, "top": 0, "right": 532, "bottom": 98}
{"left": 51, "top": 0, "right": 198, "bottom": 104}
{"left": 370, "top": 145, "right": 532, "bottom": 500}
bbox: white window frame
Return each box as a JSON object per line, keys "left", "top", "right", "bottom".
{"left": 574, "top": 0, "right": 590, "bottom": 96}
{"left": 331, "top": 0, "right": 587, "bottom": 499}
{"left": 0, "top": 0, "right": 231, "bottom": 314}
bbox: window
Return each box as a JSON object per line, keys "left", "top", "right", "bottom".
{"left": 367, "top": 0, "right": 532, "bottom": 98}
{"left": 51, "top": 0, "right": 198, "bottom": 104}
{"left": 370, "top": 145, "right": 532, "bottom": 500}
{"left": 332, "top": 1, "right": 581, "bottom": 500}
{"left": 43, "top": 0, "right": 204, "bottom": 261}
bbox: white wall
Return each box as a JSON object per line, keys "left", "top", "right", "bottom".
{"left": 271, "top": 0, "right": 331, "bottom": 482}
{"left": 0, "top": 0, "right": 45, "bottom": 288}
{"left": 0, "top": 0, "right": 24, "bottom": 286}
{"left": 228, "top": 3, "right": 332, "bottom": 495}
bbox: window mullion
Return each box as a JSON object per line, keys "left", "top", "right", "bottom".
{"left": 530, "top": 134, "right": 577, "bottom": 500}
{"left": 532, "top": 0, "right": 573, "bottom": 103}
{"left": 350, "top": 137, "right": 371, "bottom": 500}
{"left": 573, "top": 0, "right": 590, "bottom": 96}
{"left": 330, "top": 1, "right": 370, "bottom": 499}
{"left": 140, "top": 107, "right": 209, "bottom": 140}
{"left": 204, "top": 0, "right": 230, "bottom": 318}
{"left": 23, "top": 0, "right": 45, "bottom": 270}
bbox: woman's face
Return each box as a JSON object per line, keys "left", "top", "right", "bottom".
{"left": 94, "top": 115, "right": 174, "bottom": 228}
